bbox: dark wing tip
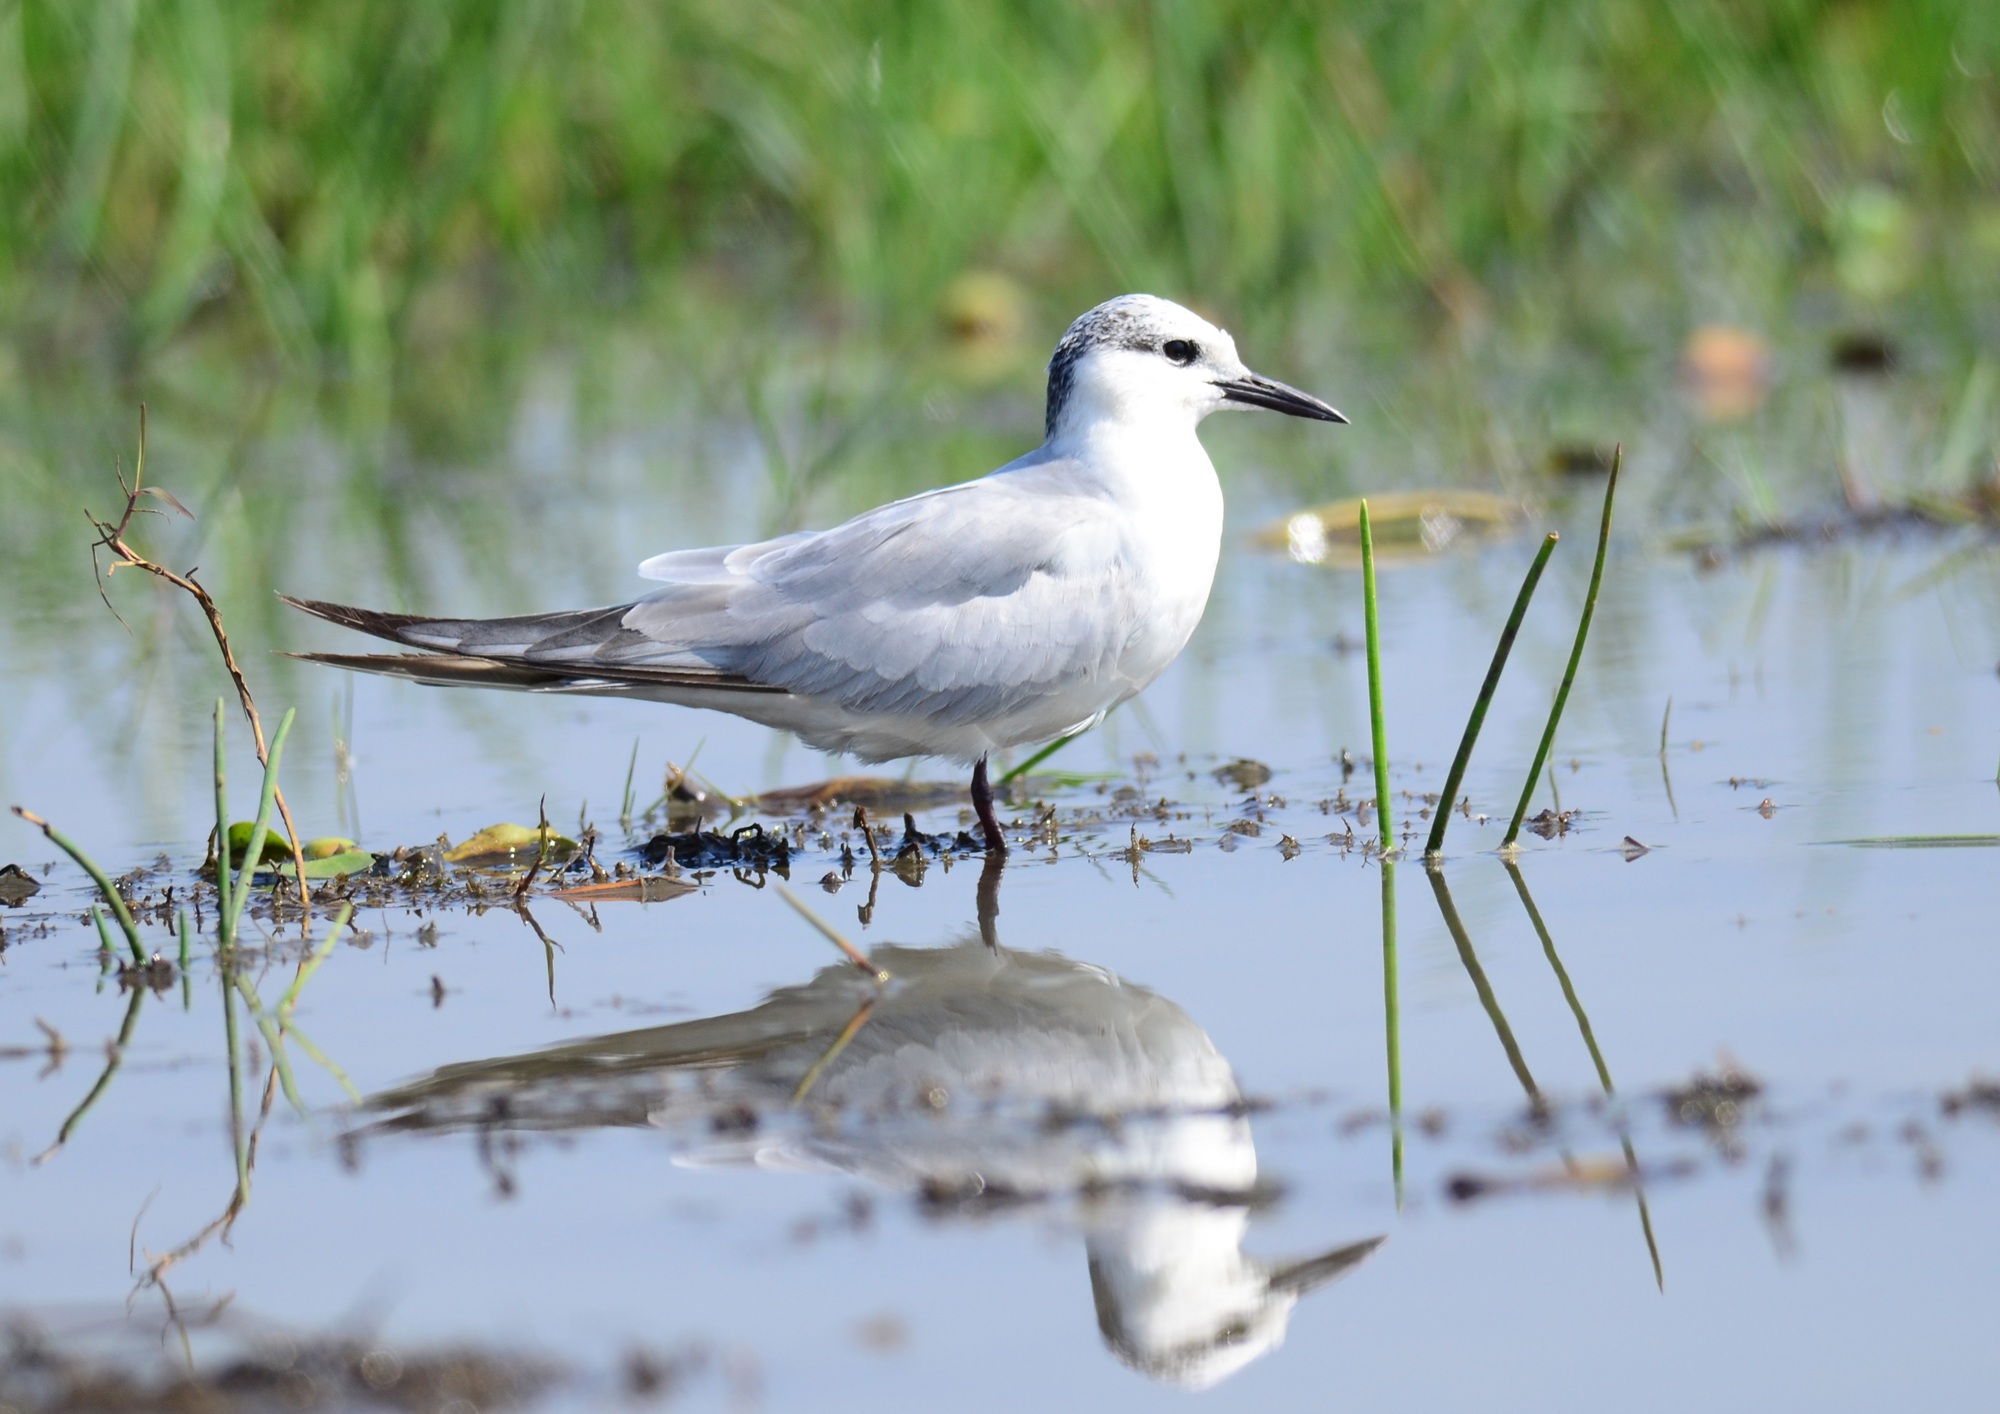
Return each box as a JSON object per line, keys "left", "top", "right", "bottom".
{"left": 279, "top": 594, "right": 435, "bottom": 642}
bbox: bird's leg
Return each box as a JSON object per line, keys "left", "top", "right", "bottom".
{"left": 976, "top": 848, "right": 1005, "bottom": 951}
{"left": 971, "top": 755, "right": 1007, "bottom": 854}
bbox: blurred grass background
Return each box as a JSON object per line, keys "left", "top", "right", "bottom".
{"left": 2, "top": 0, "right": 1994, "bottom": 378}
{"left": 0, "top": 0, "right": 1997, "bottom": 639}
{"left": 1, "top": 0, "right": 1998, "bottom": 832}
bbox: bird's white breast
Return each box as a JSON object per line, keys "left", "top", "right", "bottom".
{"left": 1067, "top": 420, "right": 1226, "bottom": 692}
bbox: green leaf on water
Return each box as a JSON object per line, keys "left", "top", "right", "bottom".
{"left": 225, "top": 820, "right": 292, "bottom": 866}
{"left": 303, "top": 837, "right": 359, "bottom": 860}
{"left": 276, "top": 849, "right": 378, "bottom": 879}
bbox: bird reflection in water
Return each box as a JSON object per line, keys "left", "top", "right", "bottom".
{"left": 361, "top": 872, "right": 1380, "bottom": 1389}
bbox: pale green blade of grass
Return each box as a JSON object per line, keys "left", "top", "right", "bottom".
{"left": 1505, "top": 449, "right": 1621, "bottom": 847}
{"left": 1426, "top": 531, "right": 1559, "bottom": 858}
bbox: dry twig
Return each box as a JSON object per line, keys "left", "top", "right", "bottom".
{"left": 86, "top": 406, "right": 310, "bottom": 910}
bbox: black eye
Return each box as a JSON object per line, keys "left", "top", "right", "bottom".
{"left": 1162, "top": 339, "right": 1197, "bottom": 366}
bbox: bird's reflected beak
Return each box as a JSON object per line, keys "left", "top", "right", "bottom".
{"left": 1214, "top": 371, "right": 1348, "bottom": 423}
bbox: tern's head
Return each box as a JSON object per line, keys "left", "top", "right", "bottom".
{"left": 1044, "top": 294, "right": 1345, "bottom": 443}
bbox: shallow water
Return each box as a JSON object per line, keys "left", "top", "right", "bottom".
{"left": 4, "top": 339, "right": 2000, "bottom": 1410}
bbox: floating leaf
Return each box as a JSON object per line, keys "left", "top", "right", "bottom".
{"left": 1258, "top": 490, "right": 1519, "bottom": 566}
{"left": 443, "top": 823, "right": 579, "bottom": 866}
{"left": 225, "top": 821, "right": 292, "bottom": 866}
{"left": 277, "top": 849, "right": 378, "bottom": 879}
{"left": 304, "top": 837, "right": 359, "bottom": 860}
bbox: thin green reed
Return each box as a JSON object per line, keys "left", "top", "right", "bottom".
{"left": 1362, "top": 499, "right": 1402, "bottom": 1202}
{"left": 1358, "top": 500, "right": 1392, "bottom": 852}
{"left": 1380, "top": 856, "right": 1403, "bottom": 1206}
{"left": 1504, "top": 450, "right": 1621, "bottom": 848}
{"left": 1425, "top": 532, "right": 1559, "bottom": 858}
{"left": 213, "top": 700, "right": 233, "bottom": 936}
{"left": 1505, "top": 858, "right": 1663, "bottom": 1290}
{"left": 35, "top": 983, "right": 145, "bottom": 1164}
{"left": 222, "top": 960, "right": 247, "bottom": 1193}
{"left": 226, "top": 706, "right": 297, "bottom": 944}
{"left": 997, "top": 731, "right": 1076, "bottom": 788}
{"left": 1427, "top": 867, "right": 1543, "bottom": 1110}
{"left": 619, "top": 738, "right": 640, "bottom": 833}
{"left": 9, "top": 807, "right": 145, "bottom": 963}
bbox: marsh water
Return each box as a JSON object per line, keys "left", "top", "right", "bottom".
{"left": 3, "top": 320, "right": 1999, "bottom": 1410}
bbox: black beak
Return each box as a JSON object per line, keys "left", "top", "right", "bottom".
{"left": 1215, "top": 371, "right": 1348, "bottom": 423}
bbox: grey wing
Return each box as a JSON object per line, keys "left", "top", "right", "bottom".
{"left": 619, "top": 464, "right": 1138, "bottom": 724}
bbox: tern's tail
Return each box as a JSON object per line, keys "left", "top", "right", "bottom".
{"left": 280, "top": 595, "right": 781, "bottom": 697}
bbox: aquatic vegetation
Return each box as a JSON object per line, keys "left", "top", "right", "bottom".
{"left": 1503, "top": 447, "right": 1620, "bottom": 848}
{"left": 1423, "top": 532, "right": 1558, "bottom": 858}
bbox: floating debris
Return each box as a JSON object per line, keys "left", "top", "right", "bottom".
{"left": 1445, "top": 1154, "right": 1695, "bottom": 1204}
{"left": 1212, "top": 758, "right": 1273, "bottom": 791}
{"left": 0, "top": 1314, "right": 567, "bottom": 1414}
{"left": 1258, "top": 490, "right": 1519, "bottom": 566}
{"left": 1665, "top": 1062, "right": 1763, "bottom": 1130}
{"left": 1523, "top": 808, "right": 1575, "bottom": 840}
{"left": 550, "top": 875, "right": 698, "bottom": 903}
{"left": 1940, "top": 1077, "right": 2000, "bottom": 1119}
{"left": 640, "top": 824, "right": 791, "bottom": 875}
{"left": 0, "top": 864, "right": 39, "bottom": 906}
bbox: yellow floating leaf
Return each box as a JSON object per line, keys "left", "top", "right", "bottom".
{"left": 443, "top": 823, "right": 580, "bottom": 865}
{"left": 1258, "top": 490, "right": 1520, "bottom": 566}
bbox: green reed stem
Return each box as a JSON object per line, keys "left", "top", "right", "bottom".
{"left": 1505, "top": 857, "right": 1663, "bottom": 1289}
{"left": 35, "top": 982, "right": 145, "bottom": 1163}
{"left": 234, "top": 973, "right": 304, "bottom": 1115}
{"left": 1504, "top": 447, "right": 1621, "bottom": 847}
{"left": 226, "top": 707, "right": 296, "bottom": 944}
{"left": 10, "top": 807, "right": 145, "bottom": 963}
{"left": 1425, "top": 532, "right": 1559, "bottom": 858}
{"left": 222, "top": 961, "right": 247, "bottom": 1192}
{"left": 1359, "top": 500, "right": 1393, "bottom": 852}
{"left": 213, "top": 700, "right": 233, "bottom": 938}
{"left": 279, "top": 903, "right": 353, "bottom": 1014}
{"left": 1427, "top": 866, "right": 1542, "bottom": 1109}
{"left": 1380, "top": 855, "right": 1403, "bottom": 1207}
{"left": 280, "top": 1016, "right": 361, "bottom": 1104}
{"left": 178, "top": 908, "right": 194, "bottom": 1011}
{"left": 997, "top": 729, "right": 1080, "bottom": 787}
{"left": 619, "top": 738, "right": 640, "bottom": 831}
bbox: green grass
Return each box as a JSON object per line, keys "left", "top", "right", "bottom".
{"left": 0, "top": 0, "right": 1992, "bottom": 369}
{"left": 1504, "top": 448, "right": 1620, "bottom": 848}
{"left": 1424, "top": 531, "right": 1558, "bottom": 859}
{"left": 1358, "top": 499, "right": 1392, "bottom": 852}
